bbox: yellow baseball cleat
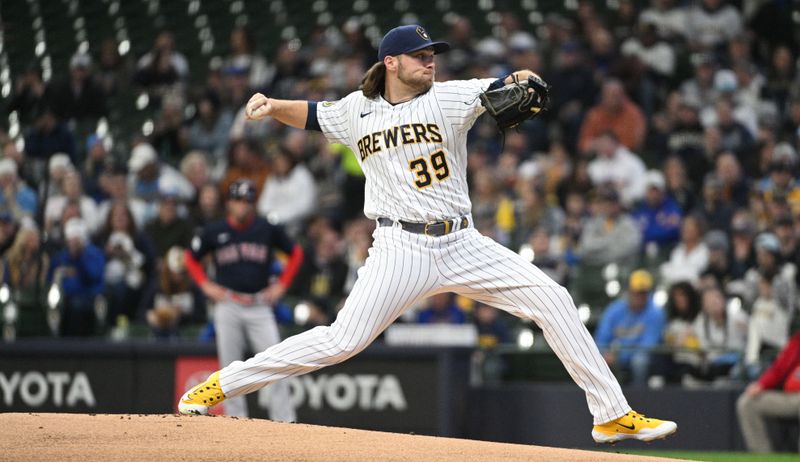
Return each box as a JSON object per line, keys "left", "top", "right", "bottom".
{"left": 592, "top": 410, "right": 677, "bottom": 443}
{"left": 178, "top": 371, "right": 227, "bottom": 415}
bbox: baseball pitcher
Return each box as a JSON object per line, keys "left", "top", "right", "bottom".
{"left": 179, "top": 25, "right": 677, "bottom": 443}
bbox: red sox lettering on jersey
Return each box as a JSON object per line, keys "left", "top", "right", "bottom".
{"left": 215, "top": 242, "right": 269, "bottom": 265}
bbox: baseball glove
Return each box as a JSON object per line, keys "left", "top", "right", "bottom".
{"left": 479, "top": 73, "right": 551, "bottom": 129}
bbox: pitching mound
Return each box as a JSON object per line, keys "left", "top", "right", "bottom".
{"left": 1, "top": 413, "right": 679, "bottom": 461}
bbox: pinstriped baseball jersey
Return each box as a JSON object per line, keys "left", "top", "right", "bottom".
{"left": 316, "top": 78, "right": 496, "bottom": 222}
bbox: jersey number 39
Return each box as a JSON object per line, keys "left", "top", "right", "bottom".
{"left": 409, "top": 150, "right": 450, "bottom": 188}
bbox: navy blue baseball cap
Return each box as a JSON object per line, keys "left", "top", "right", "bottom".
{"left": 228, "top": 179, "right": 257, "bottom": 203}
{"left": 378, "top": 25, "right": 450, "bottom": 61}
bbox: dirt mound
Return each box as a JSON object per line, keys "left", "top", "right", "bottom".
{"left": 0, "top": 413, "right": 679, "bottom": 461}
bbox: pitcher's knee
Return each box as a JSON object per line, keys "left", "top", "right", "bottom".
{"left": 318, "top": 327, "right": 370, "bottom": 362}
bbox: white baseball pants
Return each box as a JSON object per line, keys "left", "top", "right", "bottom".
{"left": 219, "top": 225, "right": 631, "bottom": 424}
{"left": 215, "top": 299, "right": 296, "bottom": 421}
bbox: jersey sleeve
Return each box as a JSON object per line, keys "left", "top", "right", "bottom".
{"left": 268, "top": 223, "right": 296, "bottom": 255}
{"left": 435, "top": 78, "right": 497, "bottom": 132}
{"left": 316, "top": 92, "right": 358, "bottom": 145}
{"left": 189, "top": 226, "right": 213, "bottom": 260}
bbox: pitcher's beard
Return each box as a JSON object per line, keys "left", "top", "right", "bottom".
{"left": 398, "top": 63, "right": 434, "bottom": 94}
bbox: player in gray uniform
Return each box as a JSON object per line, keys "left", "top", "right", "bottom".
{"left": 180, "top": 25, "right": 677, "bottom": 443}
{"left": 184, "top": 179, "right": 301, "bottom": 421}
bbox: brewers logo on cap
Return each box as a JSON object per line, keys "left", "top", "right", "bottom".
{"left": 416, "top": 26, "right": 429, "bottom": 40}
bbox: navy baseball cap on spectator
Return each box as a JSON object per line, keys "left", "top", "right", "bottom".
{"left": 228, "top": 179, "right": 257, "bottom": 203}
{"left": 378, "top": 25, "right": 450, "bottom": 60}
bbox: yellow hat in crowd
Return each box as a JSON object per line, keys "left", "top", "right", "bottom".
{"left": 628, "top": 270, "right": 653, "bottom": 292}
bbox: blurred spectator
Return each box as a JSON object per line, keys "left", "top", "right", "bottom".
{"left": 44, "top": 52, "right": 107, "bottom": 125}
{"left": 527, "top": 228, "right": 567, "bottom": 286}
{"left": 150, "top": 95, "right": 188, "bottom": 167}
{"left": 222, "top": 26, "right": 273, "bottom": 91}
{"left": 774, "top": 214, "right": 799, "bottom": 266}
{"left": 4, "top": 63, "right": 46, "bottom": 126}
{"left": 48, "top": 218, "right": 105, "bottom": 337}
{"left": 180, "top": 151, "right": 212, "bottom": 197}
{"left": 663, "top": 156, "right": 698, "bottom": 214}
{"left": 144, "top": 246, "right": 206, "bottom": 339}
{"left": 681, "top": 54, "right": 719, "bottom": 111}
{"left": 473, "top": 301, "right": 511, "bottom": 348}
{"left": 595, "top": 269, "right": 666, "bottom": 386}
{"left": 758, "top": 143, "right": 800, "bottom": 213}
{"left": 145, "top": 188, "right": 194, "bottom": 258}
{"left": 736, "top": 331, "right": 800, "bottom": 453}
{"left": 692, "top": 286, "right": 749, "bottom": 382}
{"left": 666, "top": 97, "right": 710, "bottom": 188}
{"left": 714, "top": 152, "right": 750, "bottom": 208}
{"left": 620, "top": 19, "right": 676, "bottom": 100}
{"left": 186, "top": 92, "right": 233, "bottom": 172}
{"left": 95, "top": 37, "right": 133, "bottom": 96}
{"left": 547, "top": 42, "right": 597, "bottom": 154}
{"left": 660, "top": 214, "right": 710, "bottom": 285}
{"left": 711, "top": 98, "right": 756, "bottom": 165}
{"left": 0, "top": 158, "right": 37, "bottom": 220}
{"left": 289, "top": 226, "right": 347, "bottom": 320}
{"left": 23, "top": 105, "right": 77, "bottom": 166}
{"left": 513, "top": 179, "right": 564, "bottom": 245}
{"left": 46, "top": 153, "right": 74, "bottom": 198}
{"left": 45, "top": 170, "right": 100, "bottom": 235}
{"left": 257, "top": 147, "right": 317, "bottom": 234}
{"left": 729, "top": 211, "right": 757, "bottom": 279}
{"left": 762, "top": 45, "right": 797, "bottom": 116}
{"left": 0, "top": 212, "right": 20, "bottom": 257}
{"left": 127, "top": 142, "right": 193, "bottom": 209}
{"left": 683, "top": 0, "right": 743, "bottom": 52}
{"left": 576, "top": 188, "right": 641, "bottom": 269}
{"left": 469, "top": 169, "right": 501, "bottom": 236}
{"left": 693, "top": 174, "right": 734, "bottom": 232}
{"left": 417, "top": 293, "right": 467, "bottom": 324}
{"left": 96, "top": 201, "right": 156, "bottom": 328}
{"left": 663, "top": 282, "right": 702, "bottom": 383}
{"left": 608, "top": 0, "right": 640, "bottom": 43}
{"left": 633, "top": 170, "right": 683, "bottom": 258}
{"left": 342, "top": 218, "right": 373, "bottom": 295}
{"left": 96, "top": 164, "right": 148, "bottom": 230}
{"left": 578, "top": 79, "right": 647, "bottom": 155}
{"left": 639, "top": 0, "right": 687, "bottom": 42}
{"left": 82, "top": 135, "right": 110, "bottom": 202}
{"left": 1, "top": 224, "right": 49, "bottom": 337}
{"left": 189, "top": 183, "right": 224, "bottom": 230}
{"left": 134, "top": 31, "right": 189, "bottom": 106}
{"left": 587, "top": 132, "right": 647, "bottom": 206}
{"left": 219, "top": 140, "right": 270, "bottom": 201}
{"left": 738, "top": 233, "right": 796, "bottom": 371}
{"left": 702, "top": 230, "right": 733, "bottom": 288}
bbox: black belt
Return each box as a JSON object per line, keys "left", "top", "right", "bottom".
{"left": 377, "top": 216, "right": 469, "bottom": 237}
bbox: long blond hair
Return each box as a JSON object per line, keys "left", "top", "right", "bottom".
{"left": 359, "top": 61, "right": 386, "bottom": 99}
{"left": 6, "top": 227, "right": 47, "bottom": 288}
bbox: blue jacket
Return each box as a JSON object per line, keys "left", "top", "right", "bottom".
{"left": 632, "top": 197, "right": 683, "bottom": 248}
{"left": 49, "top": 243, "right": 106, "bottom": 304}
{"left": 595, "top": 296, "right": 665, "bottom": 365}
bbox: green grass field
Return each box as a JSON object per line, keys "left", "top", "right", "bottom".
{"left": 607, "top": 450, "right": 798, "bottom": 461}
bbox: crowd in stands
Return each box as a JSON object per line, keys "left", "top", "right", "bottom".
{"left": 0, "top": 1, "right": 799, "bottom": 393}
